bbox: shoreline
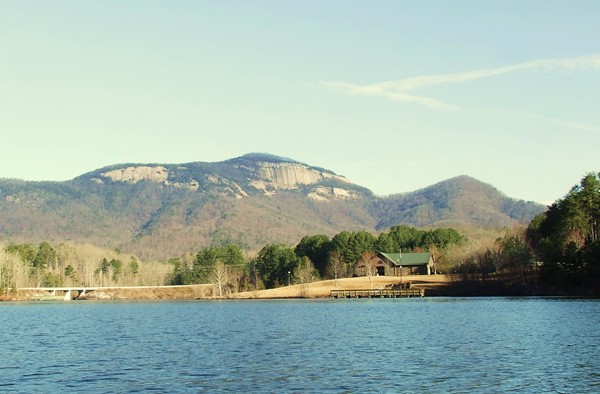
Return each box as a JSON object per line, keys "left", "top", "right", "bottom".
{"left": 8, "top": 276, "right": 447, "bottom": 301}
{"left": 5, "top": 275, "right": 596, "bottom": 301}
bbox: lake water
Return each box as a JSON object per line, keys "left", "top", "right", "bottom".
{"left": 1, "top": 298, "right": 599, "bottom": 393}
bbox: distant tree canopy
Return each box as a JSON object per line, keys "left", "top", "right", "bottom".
{"left": 170, "top": 225, "right": 466, "bottom": 290}
{"left": 254, "top": 244, "right": 299, "bottom": 289}
{"left": 260, "top": 225, "right": 464, "bottom": 288}
{"left": 5, "top": 243, "right": 37, "bottom": 266}
{"left": 192, "top": 245, "right": 245, "bottom": 283}
{"left": 527, "top": 172, "right": 600, "bottom": 289}
{"left": 5, "top": 242, "right": 61, "bottom": 287}
{"left": 3, "top": 242, "right": 161, "bottom": 289}
{"left": 294, "top": 234, "right": 330, "bottom": 276}
{"left": 294, "top": 226, "right": 465, "bottom": 279}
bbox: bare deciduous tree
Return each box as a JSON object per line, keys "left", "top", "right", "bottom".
{"left": 326, "top": 250, "right": 346, "bottom": 289}
{"left": 211, "top": 260, "right": 228, "bottom": 298}
{"left": 356, "top": 252, "right": 377, "bottom": 290}
{"left": 295, "top": 257, "right": 318, "bottom": 298}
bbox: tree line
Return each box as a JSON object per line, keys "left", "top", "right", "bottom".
{"left": 168, "top": 226, "right": 466, "bottom": 294}
{"left": 0, "top": 242, "right": 171, "bottom": 295}
{"left": 528, "top": 172, "right": 600, "bottom": 292}
{"left": 3, "top": 226, "right": 463, "bottom": 295}
{"left": 452, "top": 172, "right": 600, "bottom": 295}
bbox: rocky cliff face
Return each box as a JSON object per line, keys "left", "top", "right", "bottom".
{"left": 94, "top": 165, "right": 200, "bottom": 191}
{"left": 253, "top": 161, "right": 346, "bottom": 189}
{"left": 88, "top": 155, "right": 364, "bottom": 201}
{"left": 99, "top": 166, "right": 169, "bottom": 183}
{"left": 248, "top": 161, "right": 359, "bottom": 199}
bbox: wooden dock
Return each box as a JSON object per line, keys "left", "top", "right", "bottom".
{"left": 330, "top": 288, "right": 424, "bottom": 299}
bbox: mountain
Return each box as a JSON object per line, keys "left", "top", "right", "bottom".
{"left": 0, "top": 153, "right": 545, "bottom": 259}
{"left": 369, "top": 175, "right": 544, "bottom": 230}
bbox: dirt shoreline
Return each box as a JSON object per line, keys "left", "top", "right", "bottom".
{"left": 231, "top": 275, "right": 450, "bottom": 299}
{"left": 8, "top": 275, "right": 451, "bottom": 301}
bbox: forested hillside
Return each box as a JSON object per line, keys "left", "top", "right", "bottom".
{"left": 370, "top": 175, "right": 543, "bottom": 229}
{"left": 0, "top": 154, "right": 545, "bottom": 259}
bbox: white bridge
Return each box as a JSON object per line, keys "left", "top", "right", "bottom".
{"left": 18, "top": 284, "right": 209, "bottom": 301}
{"left": 19, "top": 287, "right": 100, "bottom": 300}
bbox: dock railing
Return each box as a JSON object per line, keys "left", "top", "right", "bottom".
{"left": 330, "top": 288, "right": 424, "bottom": 299}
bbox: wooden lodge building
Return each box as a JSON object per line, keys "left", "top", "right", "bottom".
{"left": 355, "top": 252, "right": 435, "bottom": 276}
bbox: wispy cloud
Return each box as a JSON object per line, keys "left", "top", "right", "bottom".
{"left": 321, "top": 81, "right": 457, "bottom": 111}
{"left": 502, "top": 109, "right": 600, "bottom": 135}
{"left": 322, "top": 54, "right": 600, "bottom": 111}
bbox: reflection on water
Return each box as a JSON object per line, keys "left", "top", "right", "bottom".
{"left": 1, "top": 298, "right": 599, "bottom": 393}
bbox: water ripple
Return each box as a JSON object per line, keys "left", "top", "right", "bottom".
{"left": 1, "top": 298, "right": 599, "bottom": 392}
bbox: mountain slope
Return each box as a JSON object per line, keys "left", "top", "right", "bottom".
{"left": 0, "top": 155, "right": 545, "bottom": 259}
{"left": 369, "top": 175, "right": 543, "bottom": 230}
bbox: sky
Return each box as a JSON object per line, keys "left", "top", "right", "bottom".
{"left": 1, "top": 1, "right": 599, "bottom": 204}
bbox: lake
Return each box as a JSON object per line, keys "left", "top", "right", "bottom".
{"left": 1, "top": 298, "right": 599, "bottom": 393}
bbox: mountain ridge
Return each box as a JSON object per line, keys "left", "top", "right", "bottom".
{"left": 0, "top": 154, "right": 545, "bottom": 259}
{"left": 369, "top": 175, "right": 543, "bottom": 230}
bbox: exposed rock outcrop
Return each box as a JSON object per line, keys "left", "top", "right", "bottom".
{"left": 248, "top": 161, "right": 357, "bottom": 200}
{"left": 101, "top": 166, "right": 169, "bottom": 184}
{"left": 308, "top": 186, "right": 358, "bottom": 201}
{"left": 254, "top": 162, "right": 348, "bottom": 189}
{"left": 86, "top": 155, "right": 360, "bottom": 201}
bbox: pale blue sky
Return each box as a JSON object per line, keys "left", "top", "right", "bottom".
{"left": 1, "top": 1, "right": 599, "bottom": 204}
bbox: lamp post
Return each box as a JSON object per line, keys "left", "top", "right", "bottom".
{"left": 287, "top": 271, "right": 291, "bottom": 287}
{"left": 400, "top": 265, "right": 403, "bottom": 286}
{"left": 398, "top": 249, "right": 403, "bottom": 287}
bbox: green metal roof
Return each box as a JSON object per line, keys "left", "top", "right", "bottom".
{"left": 379, "top": 252, "right": 431, "bottom": 267}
